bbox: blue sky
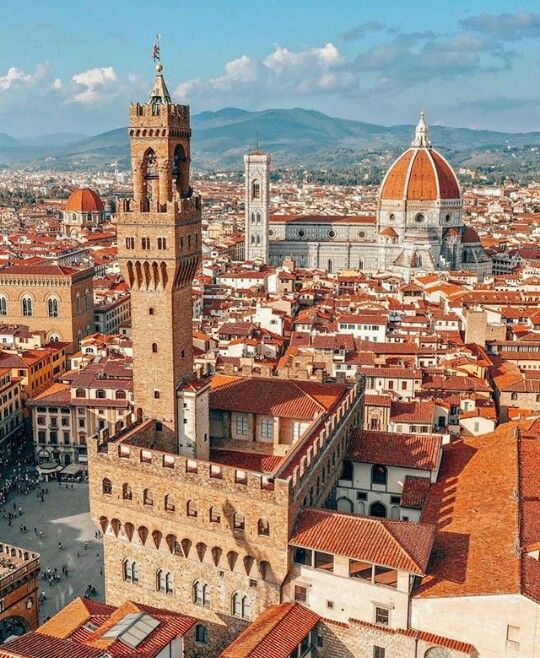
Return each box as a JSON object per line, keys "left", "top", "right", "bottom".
{"left": 1, "top": 0, "right": 540, "bottom": 136}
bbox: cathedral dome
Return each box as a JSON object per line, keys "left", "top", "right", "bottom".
{"left": 65, "top": 188, "right": 104, "bottom": 213}
{"left": 380, "top": 113, "right": 460, "bottom": 202}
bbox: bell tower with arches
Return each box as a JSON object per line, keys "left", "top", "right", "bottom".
{"left": 244, "top": 148, "right": 271, "bottom": 262}
{"left": 117, "top": 57, "right": 201, "bottom": 437}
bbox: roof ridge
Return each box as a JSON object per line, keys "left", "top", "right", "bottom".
{"left": 424, "top": 148, "right": 441, "bottom": 199}
{"left": 402, "top": 147, "right": 419, "bottom": 203}
{"left": 381, "top": 519, "right": 423, "bottom": 573}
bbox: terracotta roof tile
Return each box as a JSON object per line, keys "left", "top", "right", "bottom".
{"left": 348, "top": 430, "right": 441, "bottom": 470}
{"left": 219, "top": 603, "right": 319, "bottom": 658}
{"left": 291, "top": 508, "right": 435, "bottom": 575}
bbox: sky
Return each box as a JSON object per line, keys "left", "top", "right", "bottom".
{"left": 1, "top": 0, "right": 540, "bottom": 137}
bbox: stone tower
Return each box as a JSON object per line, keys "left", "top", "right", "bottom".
{"left": 116, "top": 61, "right": 201, "bottom": 436}
{"left": 244, "top": 149, "right": 271, "bottom": 262}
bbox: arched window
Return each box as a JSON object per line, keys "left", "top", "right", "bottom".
{"left": 256, "top": 234, "right": 261, "bottom": 245}
{"left": 256, "top": 212, "right": 261, "bottom": 224}
{"left": 193, "top": 581, "right": 210, "bottom": 607}
{"left": 49, "top": 334, "right": 60, "bottom": 342}
{"left": 251, "top": 180, "right": 260, "bottom": 200}
{"left": 75, "top": 389, "right": 86, "bottom": 398}
{"left": 369, "top": 501, "right": 387, "bottom": 518}
{"left": 327, "top": 259, "right": 333, "bottom": 273}
{"left": 257, "top": 518, "right": 270, "bottom": 536}
{"left": 152, "top": 343, "right": 158, "bottom": 353}
{"left": 511, "top": 392, "right": 518, "bottom": 401}
{"left": 251, "top": 212, "right": 256, "bottom": 224}
{"left": 75, "top": 293, "right": 81, "bottom": 315}
{"left": 232, "top": 592, "right": 251, "bottom": 620}
{"left": 122, "top": 483, "right": 132, "bottom": 500}
{"left": 115, "top": 390, "right": 126, "bottom": 400}
{"left": 164, "top": 494, "right": 175, "bottom": 511}
{"left": 85, "top": 287, "right": 92, "bottom": 310}
{"left": 187, "top": 500, "right": 198, "bottom": 517}
{"left": 0, "top": 296, "right": 7, "bottom": 316}
{"left": 22, "top": 296, "right": 33, "bottom": 317}
{"left": 122, "top": 559, "right": 139, "bottom": 583}
{"left": 149, "top": 307, "right": 155, "bottom": 315}
{"left": 47, "top": 297, "right": 59, "bottom": 318}
{"left": 95, "top": 389, "right": 106, "bottom": 399}
{"left": 102, "top": 478, "right": 112, "bottom": 495}
{"left": 157, "top": 569, "right": 173, "bottom": 594}
{"left": 143, "top": 488, "right": 153, "bottom": 506}
{"left": 195, "top": 624, "right": 208, "bottom": 644}
{"left": 371, "top": 464, "right": 387, "bottom": 486}
{"left": 358, "top": 259, "right": 364, "bottom": 270}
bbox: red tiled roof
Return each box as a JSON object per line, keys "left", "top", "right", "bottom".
{"left": 401, "top": 475, "right": 432, "bottom": 509}
{"left": 65, "top": 188, "right": 104, "bottom": 213}
{"left": 417, "top": 424, "right": 526, "bottom": 599}
{"left": 0, "top": 633, "right": 104, "bottom": 658}
{"left": 291, "top": 508, "right": 435, "bottom": 575}
{"left": 348, "top": 430, "right": 441, "bottom": 470}
{"left": 210, "top": 375, "right": 345, "bottom": 420}
{"left": 390, "top": 400, "right": 435, "bottom": 424}
{"left": 380, "top": 147, "right": 460, "bottom": 201}
{"left": 209, "top": 449, "right": 284, "bottom": 474}
{"left": 219, "top": 603, "right": 320, "bottom": 658}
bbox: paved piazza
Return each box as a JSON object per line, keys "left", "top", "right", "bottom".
{"left": 0, "top": 482, "right": 103, "bottom": 622}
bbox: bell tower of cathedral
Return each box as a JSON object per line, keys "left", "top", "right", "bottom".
{"left": 117, "top": 55, "right": 201, "bottom": 437}
{"left": 244, "top": 147, "right": 271, "bottom": 262}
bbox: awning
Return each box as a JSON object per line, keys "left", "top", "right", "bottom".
{"left": 60, "top": 463, "right": 83, "bottom": 475}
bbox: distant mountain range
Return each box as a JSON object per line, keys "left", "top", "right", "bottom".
{"left": 1, "top": 107, "right": 539, "bottom": 171}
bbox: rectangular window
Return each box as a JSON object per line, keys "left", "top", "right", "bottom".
{"left": 125, "top": 237, "right": 135, "bottom": 249}
{"left": 375, "top": 607, "right": 390, "bottom": 626}
{"left": 374, "top": 566, "right": 398, "bottom": 588}
{"left": 141, "top": 237, "right": 150, "bottom": 250}
{"left": 373, "top": 647, "right": 386, "bottom": 658}
{"left": 314, "top": 551, "right": 334, "bottom": 572}
{"left": 260, "top": 418, "right": 274, "bottom": 440}
{"left": 157, "top": 237, "right": 167, "bottom": 250}
{"left": 349, "top": 560, "right": 372, "bottom": 580}
{"left": 507, "top": 625, "right": 520, "bottom": 645}
{"left": 235, "top": 414, "right": 248, "bottom": 436}
{"left": 294, "top": 585, "right": 307, "bottom": 603}
{"left": 294, "top": 547, "right": 313, "bottom": 566}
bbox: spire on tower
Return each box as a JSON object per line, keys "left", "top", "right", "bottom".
{"left": 412, "top": 111, "right": 431, "bottom": 148}
{"left": 149, "top": 34, "right": 172, "bottom": 105}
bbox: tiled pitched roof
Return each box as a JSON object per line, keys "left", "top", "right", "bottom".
{"left": 390, "top": 399, "right": 435, "bottom": 424}
{"left": 219, "top": 603, "right": 320, "bottom": 658}
{"left": 209, "top": 449, "right": 284, "bottom": 474}
{"left": 401, "top": 475, "right": 432, "bottom": 509}
{"left": 291, "top": 508, "right": 435, "bottom": 575}
{"left": 0, "top": 633, "right": 104, "bottom": 658}
{"left": 209, "top": 375, "right": 345, "bottom": 420}
{"left": 348, "top": 430, "right": 441, "bottom": 470}
{"left": 416, "top": 424, "right": 529, "bottom": 599}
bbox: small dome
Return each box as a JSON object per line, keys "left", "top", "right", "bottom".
{"left": 379, "top": 113, "right": 460, "bottom": 202}
{"left": 65, "top": 188, "right": 104, "bottom": 213}
{"left": 462, "top": 225, "right": 481, "bottom": 244}
{"left": 380, "top": 226, "right": 398, "bottom": 237}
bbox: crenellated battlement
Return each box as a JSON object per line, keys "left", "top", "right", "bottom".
{"left": 129, "top": 102, "right": 190, "bottom": 129}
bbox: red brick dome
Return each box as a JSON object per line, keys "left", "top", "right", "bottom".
{"left": 65, "top": 188, "right": 104, "bottom": 213}
{"left": 379, "top": 113, "right": 460, "bottom": 202}
{"left": 380, "top": 147, "right": 460, "bottom": 202}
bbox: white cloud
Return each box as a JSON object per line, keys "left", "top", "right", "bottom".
{"left": 71, "top": 66, "right": 117, "bottom": 104}
{"left": 0, "top": 63, "right": 48, "bottom": 92}
{"left": 53, "top": 78, "right": 62, "bottom": 91}
{"left": 175, "top": 42, "right": 352, "bottom": 102}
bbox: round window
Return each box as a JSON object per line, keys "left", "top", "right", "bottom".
{"left": 415, "top": 214, "right": 425, "bottom": 223}
{"left": 328, "top": 230, "right": 336, "bottom": 238}
{"left": 389, "top": 213, "right": 395, "bottom": 221}
{"left": 445, "top": 214, "right": 451, "bottom": 222}
{"left": 268, "top": 230, "right": 274, "bottom": 237}
{"left": 358, "top": 231, "right": 366, "bottom": 238}
{"left": 298, "top": 230, "right": 305, "bottom": 237}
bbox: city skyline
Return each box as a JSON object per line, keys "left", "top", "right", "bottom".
{"left": 1, "top": 0, "right": 540, "bottom": 136}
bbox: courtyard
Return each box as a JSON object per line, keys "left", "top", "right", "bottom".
{"left": 0, "top": 482, "right": 104, "bottom": 622}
